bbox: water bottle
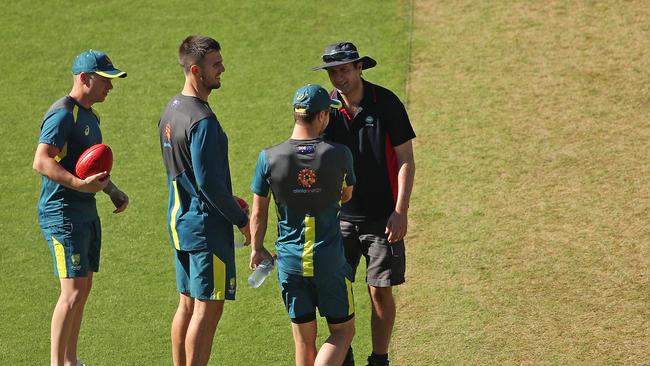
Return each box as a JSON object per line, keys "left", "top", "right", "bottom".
{"left": 248, "top": 258, "right": 274, "bottom": 288}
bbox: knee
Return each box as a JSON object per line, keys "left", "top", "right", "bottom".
{"left": 193, "top": 300, "right": 224, "bottom": 322}
{"left": 178, "top": 296, "right": 195, "bottom": 315}
{"left": 294, "top": 336, "right": 317, "bottom": 348}
{"left": 330, "top": 321, "right": 355, "bottom": 343}
{"left": 369, "top": 286, "right": 393, "bottom": 305}
{"left": 58, "top": 289, "right": 86, "bottom": 310}
{"left": 338, "top": 325, "right": 355, "bottom": 344}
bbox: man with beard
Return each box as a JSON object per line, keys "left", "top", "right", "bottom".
{"left": 158, "top": 35, "right": 251, "bottom": 366}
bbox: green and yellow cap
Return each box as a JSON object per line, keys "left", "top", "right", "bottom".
{"left": 293, "top": 84, "right": 341, "bottom": 114}
{"left": 71, "top": 50, "right": 127, "bottom": 78}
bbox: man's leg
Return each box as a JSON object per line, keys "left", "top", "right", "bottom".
{"left": 368, "top": 286, "right": 395, "bottom": 363}
{"left": 51, "top": 276, "right": 92, "bottom": 366}
{"left": 63, "top": 271, "right": 93, "bottom": 366}
{"left": 185, "top": 299, "right": 224, "bottom": 366}
{"left": 172, "top": 293, "right": 194, "bottom": 366}
{"left": 361, "top": 218, "right": 406, "bottom": 365}
{"left": 315, "top": 318, "right": 355, "bottom": 366}
{"left": 291, "top": 320, "right": 318, "bottom": 366}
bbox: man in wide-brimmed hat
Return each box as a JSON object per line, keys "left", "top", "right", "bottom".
{"left": 314, "top": 42, "right": 416, "bottom": 366}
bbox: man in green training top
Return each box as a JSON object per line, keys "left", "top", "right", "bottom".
{"left": 250, "top": 84, "right": 356, "bottom": 366}
{"left": 158, "top": 35, "right": 250, "bottom": 366}
{"left": 33, "top": 49, "right": 129, "bottom": 366}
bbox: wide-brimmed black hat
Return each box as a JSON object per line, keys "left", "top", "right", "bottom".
{"left": 312, "top": 42, "right": 377, "bottom": 71}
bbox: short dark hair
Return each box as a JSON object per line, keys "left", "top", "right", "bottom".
{"left": 294, "top": 110, "right": 320, "bottom": 124}
{"left": 178, "top": 36, "right": 221, "bottom": 73}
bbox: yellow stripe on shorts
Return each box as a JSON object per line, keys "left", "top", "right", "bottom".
{"left": 170, "top": 181, "right": 181, "bottom": 250}
{"left": 302, "top": 216, "right": 315, "bottom": 277}
{"left": 212, "top": 255, "right": 226, "bottom": 300}
{"left": 52, "top": 237, "right": 67, "bottom": 278}
{"left": 346, "top": 277, "right": 355, "bottom": 315}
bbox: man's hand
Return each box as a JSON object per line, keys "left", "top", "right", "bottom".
{"left": 250, "top": 246, "right": 273, "bottom": 270}
{"left": 107, "top": 188, "right": 129, "bottom": 213}
{"left": 385, "top": 210, "right": 408, "bottom": 243}
{"left": 78, "top": 171, "right": 109, "bottom": 193}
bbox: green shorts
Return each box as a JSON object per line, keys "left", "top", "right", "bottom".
{"left": 175, "top": 244, "right": 236, "bottom": 301}
{"left": 278, "top": 263, "right": 355, "bottom": 324}
{"left": 41, "top": 219, "right": 101, "bottom": 278}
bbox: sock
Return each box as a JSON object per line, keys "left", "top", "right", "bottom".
{"left": 369, "top": 352, "right": 389, "bottom": 365}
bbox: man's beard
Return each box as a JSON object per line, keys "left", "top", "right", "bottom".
{"left": 200, "top": 71, "right": 221, "bottom": 90}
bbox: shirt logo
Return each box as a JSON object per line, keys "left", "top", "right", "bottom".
{"left": 297, "top": 168, "right": 317, "bottom": 188}
{"left": 84, "top": 125, "right": 90, "bottom": 136}
{"left": 365, "top": 115, "right": 375, "bottom": 126}
{"left": 163, "top": 123, "right": 172, "bottom": 148}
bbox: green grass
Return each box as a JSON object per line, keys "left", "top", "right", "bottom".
{"left": 3, "top": 0, "right": 648, "bottom": 365}
{"left": 0, "top": 1, "right": 410, "bottom": 365}
{"left": 400, "top": 1, "right": 649, "bottom": 364}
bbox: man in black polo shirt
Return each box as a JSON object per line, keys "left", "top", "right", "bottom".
{"left": 313, "top": 42, "right": 416, "bottom": 366}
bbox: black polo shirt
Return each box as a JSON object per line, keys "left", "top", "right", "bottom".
{"left": 324, "top": 79, "right": 415, "bottom": 223}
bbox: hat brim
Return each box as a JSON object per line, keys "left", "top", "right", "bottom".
{"left": 311, "top": 56, "right": 377, "bottom": 71}
{"left": 96, "top": 69, "right": 127, "bottom": 79}
{"left": 330, "top": 98, "right": 342, "bottom": 110}
{"left": 294, "top": 98, "right": 342, "bottom": 114}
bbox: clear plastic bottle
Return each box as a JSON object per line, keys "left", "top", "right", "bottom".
{"left": 248, "top": 258, "right": 274, "bottom": 288}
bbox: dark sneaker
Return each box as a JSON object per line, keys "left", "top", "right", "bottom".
{"left": 367, "top": 355, "right": 389, "bottom": 366}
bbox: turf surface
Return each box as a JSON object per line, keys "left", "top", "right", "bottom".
{"left": 0, "top": 1, "right": 410, "bottom": 365}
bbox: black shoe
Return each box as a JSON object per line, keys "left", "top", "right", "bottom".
{"left": 342, "top": 346, "right": 355, "bottom": 366}
{"left": 367, "top": 354, "right": 389, "bottom": 366}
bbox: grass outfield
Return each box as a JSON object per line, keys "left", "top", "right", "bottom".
{"left": 2, "top": 1, "right": 648, "bottom": 365}
{"left": 0, "top": 1, "right": 410, "bottom": 365}
{"left": 399, "top": 1, "right": 648, "bottom": 364}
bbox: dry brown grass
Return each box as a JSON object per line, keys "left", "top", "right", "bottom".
{"left": 395, "top": 1, "right": 649, "bottom": 364}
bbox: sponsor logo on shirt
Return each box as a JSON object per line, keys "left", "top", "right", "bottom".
{"left": 364, "top": 115, "right": 375, "bottom": 126}
{"left": 297, "top": 168, "right": 316, "bottom": 188}
{"left": 294, "top": 168, "right": 321, "bottom": 193}
{"left": 84, "top": 125, "right": 90, "bottom": 136}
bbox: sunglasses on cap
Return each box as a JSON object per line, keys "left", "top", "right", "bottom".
{"left": 322, "top": 50, "right": 360, "bottom": 63}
